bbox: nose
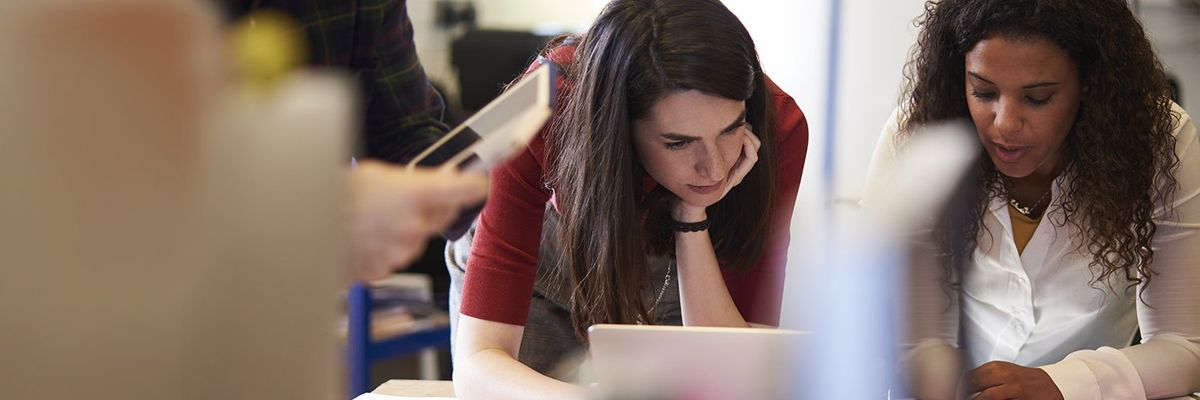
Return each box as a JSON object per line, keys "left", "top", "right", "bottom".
{"left": 993, "top": 97, "right": 1023, "bottom": 136}
{"left": 694, "top": 142, "right": 728, "bottom": 183}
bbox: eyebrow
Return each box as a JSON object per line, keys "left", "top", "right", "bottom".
{"left": 660, "top": 109, "right": 748, "bottom": 140}
{"left": 968, "top": 72, "right": 1060, "bottom": 89}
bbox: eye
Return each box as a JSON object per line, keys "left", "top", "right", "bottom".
{"left": 665, "top": 140, "right": 691, "bottom": 150}
{"left": 970, "top": 90, "right": 997, "bottom": 101}
{"left": 1026, "top": 95, "right": 1053, "bottom": 106}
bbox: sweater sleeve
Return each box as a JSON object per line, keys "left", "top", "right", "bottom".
{"left": 459, "top": 132, "right": 551, "bottom": 326}
{"left": 458, "top": 47, "right": 576, "bottom": 326}
{"left": 722, "top": 79, "right": 808, "bottom": 326}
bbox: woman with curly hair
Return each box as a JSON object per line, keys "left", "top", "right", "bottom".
{"left": 863, "top": 0, "right": 1200, "bottom": 398}
{"left": 445, "top": 0, "right": 807, "bottom": 398}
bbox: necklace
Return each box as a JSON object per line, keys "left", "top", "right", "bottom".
{"left": 638, "top": 260, "right": 674, "bottom": 325}
{"left": 1006, "top": 183, "right": 1052, "bottom": 217}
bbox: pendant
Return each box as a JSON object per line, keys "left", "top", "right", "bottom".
{"left": 1009, "top": 198, "right": 1032, "bottom": 216}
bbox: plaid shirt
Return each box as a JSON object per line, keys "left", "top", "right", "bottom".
{"left": 223, "top": 0, "right": 447, "bottom": 164}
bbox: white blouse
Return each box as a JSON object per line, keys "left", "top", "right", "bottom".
{"left": 864, "top": 103, "right": 1200, "bottom": 399}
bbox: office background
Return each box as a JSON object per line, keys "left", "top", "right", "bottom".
{"left": 399, "top": 0, "right": 1199, "bottom": 331}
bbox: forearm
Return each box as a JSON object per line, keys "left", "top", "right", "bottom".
{"left": 901, "top": 340, "right": 963, "bottom": 400}
{"left": 1038, "top": 336, "right": 1200, "bottom": 400}
{"left": 362, "top": 0, "right": 449, "bottom": 164}
{"left": 453, "top": 348, "right": 588, "bottom": 400}
{"left": 674, "top": 229, "right": 749, "bottom": 327}
{"left": 1124, "top": 335, "right": 1200, "bottom": 399}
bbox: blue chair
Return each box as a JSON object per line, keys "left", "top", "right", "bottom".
{"left": 345, "top": 282, "right": 452, "bottom": 399}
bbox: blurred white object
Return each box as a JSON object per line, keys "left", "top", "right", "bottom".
{"left": 200, "top": 70, "right": 354, "bottom": 399}
{"left": 785, "top": 116, "right": 977, "bottom": 398}
{"left": 859, "top": 118, "right": 979, "bottom": 230}
{"left": 0, "top": 1, "right": 351, "bottom": 399}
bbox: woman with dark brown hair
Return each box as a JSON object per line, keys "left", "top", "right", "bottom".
{"left": 444, "top": 0, "right": 807, "bottom": 397}
{"left": 863, "top": 0, "right": 1200, "bottom": 399}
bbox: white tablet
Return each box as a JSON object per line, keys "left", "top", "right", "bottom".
{"left": 406, "top": 62, "right": 555, "bottom": 172}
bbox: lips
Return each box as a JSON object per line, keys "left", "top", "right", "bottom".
{"left": 687, "top": 182, "right": 722, "bottom": 194}
{"left": 993, "top": 143, "right": 1030, "bottom": 163}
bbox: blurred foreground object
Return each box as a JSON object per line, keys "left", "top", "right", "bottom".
{"left": 0, "top": 1, "right": 350, "bottom": 399}
{"left": 225, "top": 7, "right": 488, "bottom": 280}
{"left": 787, "top": 120, "right": 978, "bottom": 399}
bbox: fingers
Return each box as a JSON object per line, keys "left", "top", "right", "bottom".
{"left": 351, "top": 209, "right": 434, "bottom": 281}
{"left": 349, "top": 211, "right": 420, "bottom": 281}
{"left": 967, "top": 361, "right": 1060, "bottom": 400}
{"left": 964, "top": 357, "right": 1022, "bottom": 391}
{"left": 967, "top": 361, "right": 1009, "bottom": 394}
{"left": 743, "top": 129, "right": 761, "bottom": 162}
{"left": 361, "top": 239, "right": 424, "bottom": 281}
{"left": 355, "top": 162, "right": 488, "bottom": 231}
{"left": 381, "top": 236, "right": 426, "bottom": 271}
{"left": 412, "top": 170, "right": 490, "bottom": 208}
{"left": 724, "top": 129, "right": 761, "bottom": 190}
{"left": 345, "top": 162, "right": 491, "bottom": 282}
{"left": 354, "top": 160, "right": 489, "bottom": 208}
{"left": 745, "top": 127, "right": 762, "bottom": 151}
{"left": 409, "top": 172, "right": 485, "bottom": 234}
{"left": 421, "top": 201, "right": 460, "bottom": 231}
{"left": 378, "top": 165, "right": 489, "bottom": 209}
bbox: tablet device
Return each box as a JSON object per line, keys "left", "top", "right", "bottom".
{"left": 587, "top": 324, "right": 808, "bottom": 399}
{"left": 406, "top": 61, "right": 555, "bottom": 172}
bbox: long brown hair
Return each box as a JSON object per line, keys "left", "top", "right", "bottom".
{"left": 902, "top": 0, "right": 1179, "bottom": 292}
{"left": 546, "top": 0, "right": 778, "bottom": 339}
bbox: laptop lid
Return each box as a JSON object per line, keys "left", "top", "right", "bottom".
{"left": 587, "top": 324, "right": 807, "bottom": 399}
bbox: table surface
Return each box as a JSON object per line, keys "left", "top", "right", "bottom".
{"left": 372, "top": 379, "right": 1200, "bottom": 400}
{"left": 373, "top": 380, "right": 455, "bottom": 398}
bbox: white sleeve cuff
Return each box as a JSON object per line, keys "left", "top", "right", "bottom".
{"left": 1040, "top": 347, "right": 1148, "bottom": 400}
{"left": 1040, "top": 359, "right": 1100, "bottom": 400}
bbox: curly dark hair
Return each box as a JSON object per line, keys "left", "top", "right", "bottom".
{"left": 901, "top": 0, "right": 1180, "bottom": 291}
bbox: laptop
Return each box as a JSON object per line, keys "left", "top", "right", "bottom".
{"left": 587, "top": 324, "right": 808, "bottom": 399}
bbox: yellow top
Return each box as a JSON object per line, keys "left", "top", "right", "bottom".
{"left": 1008, "top": 203, "right": 1042, "bottom": 255}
